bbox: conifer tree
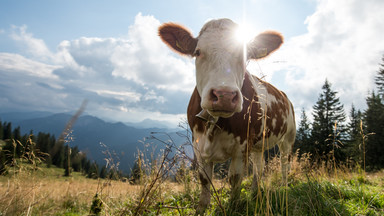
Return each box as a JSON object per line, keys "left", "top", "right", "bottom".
{"left": 51, "top": 141, "right": 65, "bottom": 168}
{"left": 64, "top": 144, "right": 71, "bottom": 176}
{"left": 87, "top": 162, "right": 99, "bottom": 179}
{"left": 294, "top": 108, "right": 311, "bottom": 155}
{"left": 345, "top": 104, "right": 363, "bottom": 163}
{"left": 3, "top": 122, "right": 12, "bottom": 140}
{"left": 364, "top": 92, "right": 384, "bottom": 169}
{"left": 130, "top": 157, "right": 143, "bottom": 183}
{"left": 99, "top": 166, "right": 107, "bottom": 179}
{"left": 83, "top": 159, "right": 91, "bottom": 175}
{"left": 375, "top": 55, "right": 384, "bottom": 99}
{"left": 0, "top": 120, "right": 3, "bottom": 140}
{"left": 311, "top": 79, "right": 346, "bottom": 161}
{"left": 362, "top": 56, "right": 384, "bottom": 170}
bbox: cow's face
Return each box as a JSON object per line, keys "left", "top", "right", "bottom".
{"left": 159, "top": 19, "right": 283, "bottom": 118}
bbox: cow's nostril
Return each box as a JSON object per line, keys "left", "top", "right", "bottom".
{"left": 211, "top": 90, "right": 219, "bottom": 102}
{"left": 232, "top": 92, "right": 238, "bottom": 104}
{"left": 211, "top": 90, "right": 238, "bottom": 104}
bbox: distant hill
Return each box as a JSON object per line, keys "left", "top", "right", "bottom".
{"left": 125, "top": 118, "right": 173, "bottom": 129}
{"left": 0, "top": 111, "right": 53, "bottom": 123}
{"left": 0, "top": 112, "right": 192, "bottom": 173}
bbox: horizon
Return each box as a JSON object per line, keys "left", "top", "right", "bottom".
{"left": 0, "top": 110, "right": 178, "bottom": 129}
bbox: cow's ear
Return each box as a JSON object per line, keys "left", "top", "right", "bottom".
{"left": 158, "top": 23, "right": 197, "bottom": 56}
{"left": 247, "top": 31, "right": 283, "bottom": 60}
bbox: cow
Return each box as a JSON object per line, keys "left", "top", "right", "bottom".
{"left": 159, "top": 18, "right": 296, "bottom": 214}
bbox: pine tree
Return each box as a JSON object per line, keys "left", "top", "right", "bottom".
{"left": 364, "top": 92, "right": 384, "bottom": 169}
{"left": 87, "top": 162, "right": 99, "bottom": 179}
{"left": 0, "top": 120, "right": 3, "bottom": 140}
{"left": 3, "top": 122, "right": 12, "bottom": 140}
{"left": 345, "top": 104, "right": 363, "bottom": 163}
{"left": 51, "top": 141, "right": 65, "bottom": 168}
{"left": 83, "top": 159, "right": 91, "bottom": 175}
{"left": 311, "top": 79, "right": 346, "bottom": 161}
{"left": 294, "top": 108, "right": 311, "bottom": 155}
{"left": 64, "top": 144, "right": 71, "bottom": 176}
{"left": 375, "top": 55, "right": 384, "bottom": 99}
{"left": 99, "top": 165, "right": 107, "bottom": 179}
{"left": 2, "top": 123, "right": 14, "bottom": 163}
{"left": 130, "top": 157, "right": 143, "bottom": 184}
{"left": 37, "top": 132, "right": 50, "bottom": 154}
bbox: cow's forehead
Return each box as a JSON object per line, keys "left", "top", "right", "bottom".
{"left": 198, "top": 19, "right": 238, "bottom": 37}
{"left": 197, "top": 19, "right": 242, "bottom": 53}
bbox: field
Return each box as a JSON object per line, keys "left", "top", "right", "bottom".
{"left": 0, "top": 152, "right": 383, "bottom": 216}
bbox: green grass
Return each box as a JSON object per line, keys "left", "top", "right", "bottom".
{"left": 200, "top": 173, "right": 384, "bottom": 216}
{"left": 1, "top": 161, "right": 383, "bottom": 215}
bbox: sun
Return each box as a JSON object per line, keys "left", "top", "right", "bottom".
{"left": 234, "top": 24, "right": 254, "bottom": 44}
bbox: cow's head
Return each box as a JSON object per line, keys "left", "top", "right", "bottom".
{"left": 159, "top": 19, "right": 283, "bottom": 118}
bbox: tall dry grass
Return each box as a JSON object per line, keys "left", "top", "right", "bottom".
{"left": 0, "top": 120, "right": 383, "bottom": 215}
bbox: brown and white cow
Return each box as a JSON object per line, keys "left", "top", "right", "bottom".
{"left": 159, "top": 18, "right": 296, "bottom": 214}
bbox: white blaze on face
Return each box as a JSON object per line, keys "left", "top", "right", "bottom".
{"left": 195, "top": 19, "right": 245, "bottom": 117}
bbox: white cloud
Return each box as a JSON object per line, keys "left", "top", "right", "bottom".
{"left": 10, "top": 25, "right": 54, "bottom": 62}
{"left": 0, "top": 13, "right": 195, "bottom": 127}
{"left": 111, "top": 13, "right": 196, "bottom": 91}
{"left": 0, "top": 53, "right": 60, "bottom": 78}
{"left": 94, "top": 105, "right": 187, "bottom": 127}
{"left": 269, "top": 0, "right": 384, "bottom": 118}
{"left": 94, "top": 89, "right": 141, "bottom": 103}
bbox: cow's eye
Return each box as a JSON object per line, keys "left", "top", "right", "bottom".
{"left": 194, "top": 49, "right": 201, "bottom": 57}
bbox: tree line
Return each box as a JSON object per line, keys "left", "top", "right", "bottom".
{"left": 294, "top": 55, "right": 384, "bottom": 170}
{"left": 0, "top": 122, "right": 120, "bottom": 179}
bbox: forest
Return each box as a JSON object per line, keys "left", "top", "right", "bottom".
{"left": 294, "top": 55, "right": 384, "bottom": 171}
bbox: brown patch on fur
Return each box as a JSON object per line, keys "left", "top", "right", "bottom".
{"left": 257, "top": 78, "right": 291, "bottom": 137}
{"left": 158, "top": 23, "right": 197, "bottom": 56}
{"left": 188, "top": 72, "right": 294, "bottom": 152}
{"left": 187, "top": 88, "right": 205, "bottom": 134}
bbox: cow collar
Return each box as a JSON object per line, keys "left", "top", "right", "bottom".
{"left": 196, "top": 109, "right": 220, "bottom": 128}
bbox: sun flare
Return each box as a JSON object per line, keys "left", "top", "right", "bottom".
{"left": 234, "top": 24, "right": 254, "bottom": 44}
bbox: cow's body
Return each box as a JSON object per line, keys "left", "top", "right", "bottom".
{"left": 159, "top": 18, "right": 296, "bottom": 215}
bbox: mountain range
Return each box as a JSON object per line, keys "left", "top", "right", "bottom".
{"left": 0, "top": 111, "right": 192, "bottom": 173}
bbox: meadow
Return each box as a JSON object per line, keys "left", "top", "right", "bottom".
{"left": 0, "top": 147, "right": 383, "bottom": 216}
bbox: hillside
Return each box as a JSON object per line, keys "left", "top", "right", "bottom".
{"left": 0, "top": 112, "right": 191, "bottom": 173}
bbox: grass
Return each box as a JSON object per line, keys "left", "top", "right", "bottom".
{"left": 0, "top": 162, "right": 191, "bottom": 215}
{"left": 0, "top": 132, "right": 383, "bottom": 215}
{"left": 0, "top": 156, "right": 383, "bottom": 215}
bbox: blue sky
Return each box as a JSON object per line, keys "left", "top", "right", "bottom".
{"left": 0, "top": 0, "right": 383, "bottom": 127}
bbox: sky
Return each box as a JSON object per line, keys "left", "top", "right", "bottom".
{"left": 0, "top": 0, "right": 383, "bottom": 128}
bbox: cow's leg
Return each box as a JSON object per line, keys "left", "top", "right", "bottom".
{"left": 228, "top": 156, "right": 245, "bottom": 196}
{"left": 278, "top": 141, "right": 293, "bottom": 184}
{"left": 251, "top": 151, "right": 264, "bottom": 189}
{"left": 196, "top": 160, "right": 213, "bottom": 215}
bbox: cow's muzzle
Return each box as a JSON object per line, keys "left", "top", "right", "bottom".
{"left": 206, "top": 89, "right": 242, "bottom": 117}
